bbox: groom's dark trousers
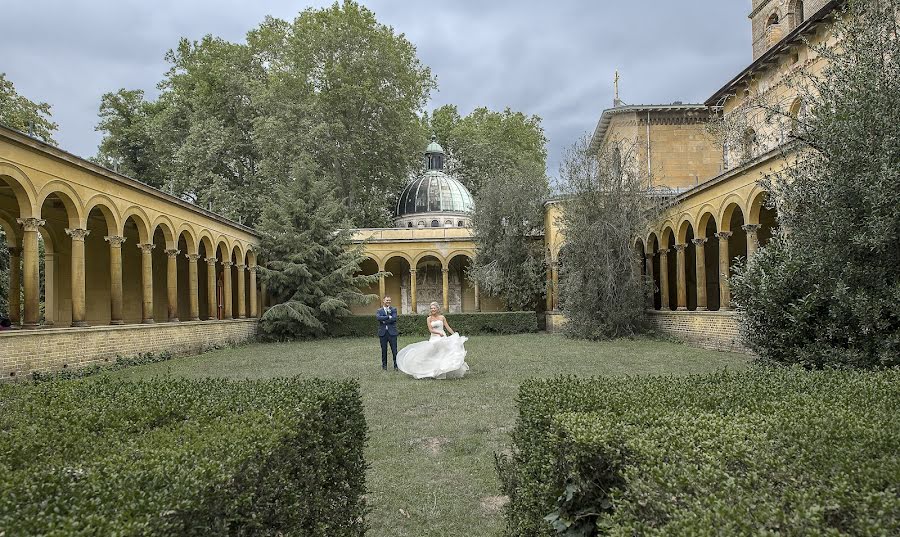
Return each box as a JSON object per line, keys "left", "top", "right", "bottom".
{"left": 376, "top": 306, "right": 399, "bottom": 369}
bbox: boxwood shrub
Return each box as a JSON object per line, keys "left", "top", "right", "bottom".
{"left": 499, "top": 368, "right": 900, "bottom": 536}
{"left": 329, "top": 311, "right": 539, "bottom": 338}
{"left": 0, "top": 376, "right": 367, "bottom": 536}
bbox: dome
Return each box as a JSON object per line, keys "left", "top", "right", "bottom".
{"left": 395, "top": 171, "right": 474, "bottom": 218}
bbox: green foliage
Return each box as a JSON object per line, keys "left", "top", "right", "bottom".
{"left": 256, "top": 164, "right": 379, "bottom": 340}
{"left": 328, "top": 311, "right": 539, "bottom": 338}
{"left": 94, "top": 1, "right": 433, "bottom": 227}
{"left": 0, "top": 72, "right": 58, "bottom": 144}
{"left": 425, "top": 105, "right": 548, "bottom": 196}
{"left": 29, "top": 351, "right": 175, "bottom": 382}
{"left": 470, "top": 162, "right": 548, "bottom": 311}
{"left": 731, "top": 0, "right": 900, "bottom": 368}
{"left": 499, "top": 369, "right": 900, "bottom": 536}
{"left": 0, "top": 376, "right": 367, "bottom": 536}
{"left": 0, "top": 232, "right": 7, "bottom": 318}
{"left": 556, "top": 138, "right": 656, "bottom": 340}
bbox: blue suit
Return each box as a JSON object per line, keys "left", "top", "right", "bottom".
{"left": 376, "top": 306, "right": 399, "bottom": 369}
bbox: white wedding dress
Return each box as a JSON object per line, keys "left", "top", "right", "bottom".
{"left": 396, "top": 319, "right": 469, "bottom": 379}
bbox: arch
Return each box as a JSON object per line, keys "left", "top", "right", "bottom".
{"left": 645, "top": 232, "right": 659, "bottom": 253}
{"left": 37, "top": 181, "right": 85, "bottom": 228}
{"left": 245, "top": 248, "right": 258, "bottom": 267}
{"left": 84, "top": 194, "right": 122, "bottom": 237}
{"left": 413, "top": 251, "right": 447, "bottom": 268}
{"left": 747, "top": 187, "right": 772, "bottom": 225}
{"left": 767, "top": 11, "right": 780, "bottom": 26}
{"left": 120, "top": 206, "right": 152, "bottom": 244}
{"left": 676, "top": 216, "right": 695, "bottom": 245}
{"left": 176, "top": 226, "right": 198, "bottom": 256}
{"left": 382, "top": 251, "right": 413, "bottom": 266}
{"left": 0, "top": 162, "right": 38, "bottom": 217}
{"left": 788, "top": 0, "right": 804, "bottom": 28}
{"left": 445, "top": 250, "right": 475, "bottom": 263}
{"left": 197, "top": 230, "right": 215, "bottom": 257}
{"left": 215, "top": 236, "right": 232, "bottom": 260}
{"left": 718, "top": 195, "right": 747, "bottom": 232}
{"left": 659, "top": 223, "right": 676, "bottom": 251}
{"left": 0, "top": 209, "right": 20, "bottom": 246}
{"left": 150, "top": 215, "right": 177, "bottom": 249}
{"left": 695, "top": 206, "right": 719, "bottom": 237}
{"left": 231, "top": 242, "right": 245, "bottom": 266}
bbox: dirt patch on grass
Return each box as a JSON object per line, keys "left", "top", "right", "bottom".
{"left": 409, "top": 436, "right": 450, "bottom": 455}
{"left": 480, "top": 495, "right": 509, "bottom": 515}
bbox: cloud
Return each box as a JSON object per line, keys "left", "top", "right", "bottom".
{"left": 2, "top": 0, "right": 750, "bottom": 177}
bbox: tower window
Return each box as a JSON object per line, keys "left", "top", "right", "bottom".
{"left": 767, "top": 12, "right": 780, "bottom": 27}
{"left": 431, "top": 220, "right": 439, "bottom": 227}
{"left": 407, "top": 222, "right": 413, "bottom": 228}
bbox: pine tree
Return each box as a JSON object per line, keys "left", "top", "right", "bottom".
{"left": 256, "top": 161, "right": 379, "bottom": 339}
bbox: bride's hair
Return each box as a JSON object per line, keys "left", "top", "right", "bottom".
{"left": 429, "top": 301, "right": 440, "bottom": 313}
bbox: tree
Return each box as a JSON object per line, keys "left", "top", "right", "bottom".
{"left": 425, "top": 105, "right": 547, "bottom": 196}
{"left": 94, "top": 89, "right": 168, "bottom": 189}
{"left": 470, "top": 162, "right": 548, "bottom": 311}
{"left": 730, "top": 0, "right": 900, "bottom": 368}
{"left": 556, "top": 137, "right": 656, "bottom": 339}
{"left": 0, "top": 73, "right": 58, "bottom": 144}
{"left": 255, "top": 158, "right": 379, "bottom": 340}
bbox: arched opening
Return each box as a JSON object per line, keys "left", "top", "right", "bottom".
{"left": 413, "top": 255, "right": 444, "bottom": 314}
{"left": 84, "top": 205, "right": 115, "bottom": 325}
{"left": 749, "top": 192, "right": 779, "bottom": 249}
{"left": 215, "top": 242, "right": 230, "bottom": 319}
{"left": 430, "top": 220, "right": 439, "bottom": 228}
{"left": 700, "top": 215, "right": 721, "bottom": 311}
{"left": 151, "top": 226, "right": 172, "bottom": 322}
{"left": 121, "top": 216, "right": 147, "bottom": 324}
{"left": 767, "top": 12, "right": 780, "bottom": 26}
{"left": 789, "top": 0, "right": 805, "bottom": 29}
{"left": 176, "top": 232, "right": 194, "bottom": 321}
{"left": 198, "top": 239, "right": 212, "bottom": 320}
{"left": 351, "top": 257, "right": 380, "bottom": 315}
{"left": 647, "top": 234, "right": 661, "bottom": 310}
{"left": 742, "top": 128, "right": 758, "bottom": 161}
{"left": 383, "top": 256, "right": 412, "bottom": 314}
{"left": 665, "top": 231, "right": 677, "bottom": 310}
{"left": 39, "top": 191, "right": 81, "bottom": 326}
{"left": 679, "top": 222, "right": 697, "bottom": 311}
{"left": 0, "top": 174, "right": 27, "bottom": 327}
{"left": 723, "top": 204, "right": 748, "bottom": 286}
{"left": 447, "top": 254, "right": 475, "bottom": 313}
{"left": 230, "top": 249, "right": 241, "bottom": 318}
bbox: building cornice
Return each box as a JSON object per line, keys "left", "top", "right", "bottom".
{"left": 0, "top": 125, "right": 259, "bottom": 237}
{"left": 706, "top": 0, "right": 842, "bottom": 107}
{"left": 589, "top": 104, "right": 714, "bottom": 151}
{"left": 749, "top": 0, "right": 775, "bottom": 19}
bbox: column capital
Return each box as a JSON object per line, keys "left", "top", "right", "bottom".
{"left": 441, "top": 267, "right": 449, "bottom": 273}
{"left": 65, "top": 228, "right": 91, "bottom": 241}
{"left": 674, "top": 244, "right": 687, "bottom": 252}
{"left": 248, "top": 265, "right": 258, "bottom": 274}
{"left": 550, "top": 261, "right": 559, "bottom": 269}
{"left": 205, "top": 257, "right": 217, "bottom": 266}
{"left": 715, "top": 231, "right": 733, "bottom": 240}
{"left": 657, "top": 248, "right": 670, "bottom": 255}
{"left": 165, "top": 248, "right": 181, "bottom": 259}
{"left": 17, "top": 218, "right": 46, "bottom": 232}
{"left": 186, "top": 253, "right": 202, "bottom": 262}
{"left": 409, "top": 268, "right": 417, "bottom": 273}
{"left": 222, "top": 261, "right": 234, "bottom": 268}
{"left": 236, "top": 264, "right": 246, "bottom": 271}
{"left": 137, "top": 243, "right": 155, "bottom": 254}
{"left": 7, "top": 246, "right": 22, "bottom": 256}
{"left": 104, "top": 235, "right": 126, "bottom": 247}
{"left": 742, "top": 224, "right": 761, "bottom": 233}
{"left": 645, "top": 252, "right": 654, "bottom": 260}
{"left": 691, "top": 237, "right": 708, "bottom": 246}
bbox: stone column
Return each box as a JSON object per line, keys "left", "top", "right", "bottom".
{"left": 409, "top": 268, "right": 417, "bottom": 314}
{"left": 236, "top": 264, "right": 247, "bottom": 319}
{"left": 716, "top": 231, "right": 733, "bottom": 310}
{"left": 7, "top": 246, "right": 20, "bottom": 326}
{"left": 165, "top": 249, "right": 180, "bottom": 322}
{"left": 644, "top": 253, "right": 655, "bottom": 309}
{"left": 674, "top": 244, "right": 687, "bottom": 311}
{"left": 66, "top": 228, "right": 90, "bottom": 327}
{"left": 104, "top": 235, "right": 126, "bottom": 324}
{"left": 186, "top": 253, "right": 201, "bottom": 321}
{"left": 442, "top": 267, "right": 449, "bottom": 312}
{"left": 691, "top": 238, "right": 708, "bottom": 311}
{"left": 43, "top": 252, "right": 55, "bottom": 326}
{"left": 248, "top": 265, "right": 258, "bottom": 318}
{"left": 222, "top": 261, "right": 233, "bottom": 319}
{"left": 474, "top": 281, "right": 481, "bottom": 312}
{"left": 137, "top": 243, "right": 155, "bottom": 323}
{"left": 658, "top": 248, "right": 670, "bottom": 310}
{"left": 545, "top": 264, "right": 553, "bottom": 311}
{"left": 378, "top": 271, "right": 386, "bottom": 301}
{"left": 550, "top": 261, "right": 559, "bottom": 311}
{"left": 205, "top": 258, "right": 217, "bottom": 320}
{"left": 18, "top": 218, "right": 44, "bottom": 328}
{"left": 743, "top": 224, "right": 761, "bottom": 260}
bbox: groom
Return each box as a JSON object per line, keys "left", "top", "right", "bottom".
{"left": 376, "top": 295, "right": 399, "bottom": 370}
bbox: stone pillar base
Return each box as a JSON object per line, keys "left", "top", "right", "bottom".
{"left": 71, "top": 321, "right": 89, "bottom": 328}
{"left": 110, "top": 320, "right": 125, "bottom": 326}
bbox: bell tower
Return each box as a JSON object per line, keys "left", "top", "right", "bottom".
{"left": 750, "top": 1, "right": 807, "bottom": 60}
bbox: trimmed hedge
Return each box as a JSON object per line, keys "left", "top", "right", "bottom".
{"left": 329, "top": 311, "right": 539, "bottom": 338}
{"left": 499, "top": 369, "right": 900, "bottom": 536}
{"left": 0, "top": 376, "right": 367, "bottom": 536}
{"left": 31, "top": 351, "right": 175, "bottom": 382}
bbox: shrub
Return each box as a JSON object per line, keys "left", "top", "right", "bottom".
{"left": 0, "top": 376, "right": 367, "bottom": 536}
{"left": 499, "top": 369, "right": 900, "bottom": 536}
{"left": 30, "top": 351, "right": 175, "bottom": 383}
{"left": 328, "top": 311, "right": 539, "bottom": 338}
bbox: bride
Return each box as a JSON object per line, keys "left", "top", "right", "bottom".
{"left": 396, "top": 302, "right": 469, "bottom": 379}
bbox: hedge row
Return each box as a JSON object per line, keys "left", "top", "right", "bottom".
{"left": 329, "top": 311, "right": 539, "bottom": 338}
{"left": 30, "top": 351, "right": 175, "bottom": 382}
{"left": 499, "top": 368, "right": 900, "bottom": 536}
{"left": 0, "top": 376, "right": 367, "bottom": 536}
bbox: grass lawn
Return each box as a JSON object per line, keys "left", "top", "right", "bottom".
{"left": 106, "top": 333, "right": 748, "bottom": 536}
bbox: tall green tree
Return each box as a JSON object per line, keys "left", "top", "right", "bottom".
{"left": 556, "top": 137, "right": 656, "bottom": 340}
{"left": 470, "top": 161, "right": 548, "bottom": 311}
{"left": 0, "top": 73, "right": 58, "bottom": 144}
{"left": 731, "top": 0, "right": 900, "bottom": 368}
{"left": 94, "top": 89, "right": 168, "bottom": 189}
{"left": 425, "top": 105, "right": 547, "bottom": 196}
{"left": 255, "top": 158, "right": 379, "bottom": 340}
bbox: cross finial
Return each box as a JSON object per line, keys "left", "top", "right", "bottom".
{"left": 614, "top": 70, "right": 621, "bottom": 106}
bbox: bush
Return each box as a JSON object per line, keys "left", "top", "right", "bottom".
{"left": 30, "top": 351, "right": 176, "bottom": 383}
{"left": 328, "top": 311, "right": 539, "bottom": 338}
{"left": 0, "top": 376, "right": 367, "bottom": 536}
{"left": 499, "top": 369, "right": 900, "bottom": 536}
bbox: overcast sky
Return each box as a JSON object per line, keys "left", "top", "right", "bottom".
{"left": 2, "top": 1, "right": 751, "bottom": 178}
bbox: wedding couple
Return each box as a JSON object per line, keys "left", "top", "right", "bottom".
{"left": 376, "top": 296, "right": 469, "bottom": 379}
